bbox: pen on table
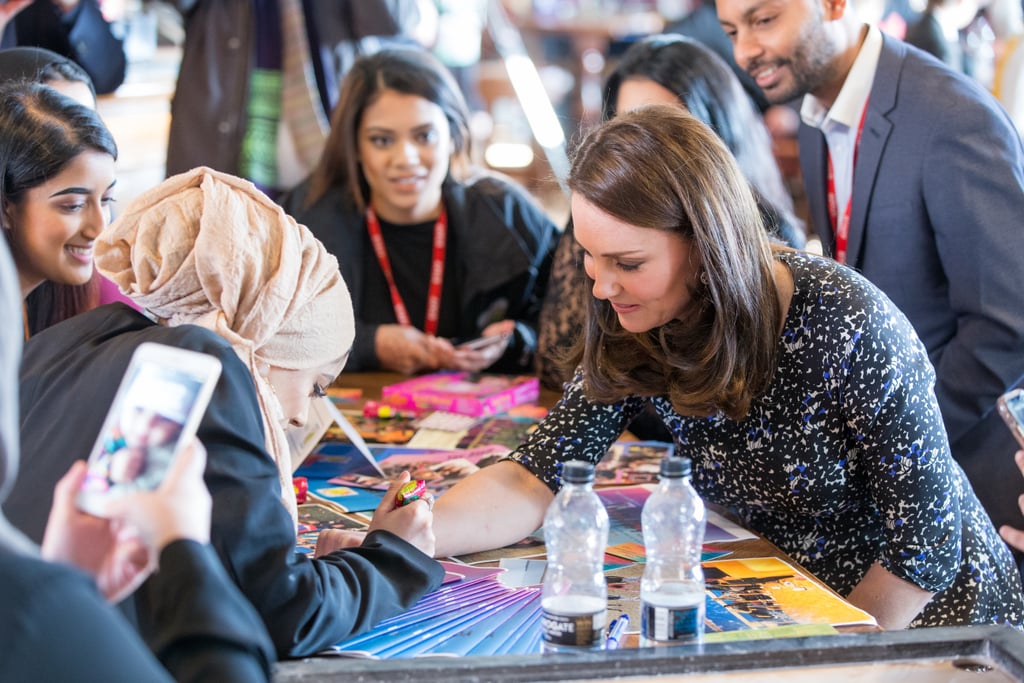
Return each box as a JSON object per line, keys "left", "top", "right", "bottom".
{"left": 605, "top": 614, "right": 629, "bottom": 650}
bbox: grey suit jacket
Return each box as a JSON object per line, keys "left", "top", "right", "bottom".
{"left": 799, "top": 35, "right": 1024, "bottom": 533}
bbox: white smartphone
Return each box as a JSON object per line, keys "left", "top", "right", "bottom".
{"left": 997, "top": 388, "right": 1024, "bottom": 452}
{"left": 77, "top": 342, "right": 222, "bottom": 516}
{"left": 456, "top": 332, "right": 510, "bottom": 351}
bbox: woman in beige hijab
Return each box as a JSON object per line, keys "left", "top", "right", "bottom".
{"left": 8, "top": 166, "right": 443, "bottom": 658}
{"left": 0, "top": 216, "right": 276, "bottom": 679}
{"left": 97, "top": 165, "right": 356, "bottom": 518}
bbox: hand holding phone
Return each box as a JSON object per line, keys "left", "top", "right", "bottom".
{"left": 456, "top": 332, "right": 510, "bottom": 351}
{"left": 77, "top": 343, "right": 221, "bottom": 516}
{"left": 997, "top": 388, "right": 1024, "bottom": 451}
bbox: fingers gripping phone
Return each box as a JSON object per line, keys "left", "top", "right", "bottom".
{"left": 77, "top": 343, "right": 222, "bottom": 516}
{"left": 456, "top": 332, "right": 510, "bottom": 351}
{"left": 997, "top": 388, "right": 1024, "bottom": 451}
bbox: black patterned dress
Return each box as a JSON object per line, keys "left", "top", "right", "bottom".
{"left": 512, "top": 250, "right": 1023, "bottom": 628}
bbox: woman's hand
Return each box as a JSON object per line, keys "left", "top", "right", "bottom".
{"left": 314, "top": 529, "right": 367, "bottom": 557}
{"left": 367, "top": 471, "right": 436, "bottom": 557}
{"left": 43, "top": 439, "right": 213, "bottom": 604}
{"left": 999, "top": 450, "right": 1024, "bottom": 551}
{"left": 41, "top": 460, "right": 154, "bottom": 604}
{"left": 450, "top": 320, "right": 515, "bottom": 372}
{"left": 103, "top": 440, "right": 213, "bottom": 551}
{"left": 375, "top": 324, "right": 456, "bottom": 374}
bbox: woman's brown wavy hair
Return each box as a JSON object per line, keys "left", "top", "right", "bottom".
{"left": 567, "top": 105, "right": 781, "bottom": 420}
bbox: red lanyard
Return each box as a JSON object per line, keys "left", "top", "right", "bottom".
{"left": 826, "top": 100, "right": 869, "bottom": 265}
{"left": 365, "top": 206, "right": 448, "bottom": 336}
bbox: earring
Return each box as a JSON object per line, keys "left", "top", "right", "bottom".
{"left": 700, "top": 271, "right": 709, "bottom": 286}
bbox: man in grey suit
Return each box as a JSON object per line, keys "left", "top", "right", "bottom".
{"left": 717, "top": 0, "right": 1024, "bottom": 554}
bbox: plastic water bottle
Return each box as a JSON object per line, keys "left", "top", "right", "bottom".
{"left": 541, "top": 460, "right": 609, "bottom": 652}
{"left": 640, "top": 456, "right": 706, "bottom": 645}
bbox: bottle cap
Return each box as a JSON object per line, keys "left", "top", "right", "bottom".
{"left": 660, "top": 456, "right": 692, "bottom": 479}
{"left": 561, "top": 460, "right": 595, "bottom": 484}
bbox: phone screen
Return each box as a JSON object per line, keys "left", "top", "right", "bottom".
{"left": 78, "top": 343, "right": 221, "bottom": 514}
{"left": 998, "top": 389, "right": 1024, "bottom": 451}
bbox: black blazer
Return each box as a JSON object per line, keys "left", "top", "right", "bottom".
{"left": 7, "top": 304, "right": 444, "bottom": 657}
{"left": 0, "top": 541, "right": 275, "bottom": 681}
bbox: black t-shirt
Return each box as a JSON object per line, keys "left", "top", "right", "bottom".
{"left": 359, "top": 215, "right": 464, "bottom": 338}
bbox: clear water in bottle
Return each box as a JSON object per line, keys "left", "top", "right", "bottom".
{"left": 541, "top": 460, "right": 609, "bottom": 652}
{"left": 640, "top": 456, "right": 706, "bottom": 646}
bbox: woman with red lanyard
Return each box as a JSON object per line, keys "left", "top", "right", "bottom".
{"left": 281, "top": 47, "right": 557, "bottom": 375}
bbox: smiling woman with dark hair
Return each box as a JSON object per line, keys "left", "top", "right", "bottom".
{"left": 0, "top": 80, "right": 117, "bottom": 338}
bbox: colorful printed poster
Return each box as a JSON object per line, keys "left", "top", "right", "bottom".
{"left": 307, "top": 485, "right": 384, "bottom": 514}
{"left": 294, "top": 502, "right": 366, "bottom": 555}
{"left": 328, "top": 562, "right": 543, "bottom": 659}
{"left": 456, "top": 415, "right": 541, "bottom": 451}
{"left": 595, "top": 441, "right": 674, "bottom": 486}
{"left": 596, "top": 485, "right": 756, "bottom": 547}
{"left": 703, "top": 557, "right": 876, "bottom": 630}
{"left": 320, "top": 410, "right": 418, "bottom": 445}
{"left": 325, "top": 444, "right": 509, "bottom": 497}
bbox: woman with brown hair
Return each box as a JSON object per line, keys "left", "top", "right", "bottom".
{"left": 536, "top": 34, "right": 803, "bottom": 392}
{"left": 433, "top": 105, "right": 1023, "bottom": 632}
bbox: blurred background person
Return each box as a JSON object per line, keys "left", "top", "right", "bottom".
{"left": 164, "top": 0, "right": 434, "bottom": 198}
{"left": 0, "top": 0, "right": 126, "bottom": 94}
{"left": 987, "top": 0, "right": 1024, "bottom": 132}
{"left": 905, "top": 0, "right": 981, "bottom": 74}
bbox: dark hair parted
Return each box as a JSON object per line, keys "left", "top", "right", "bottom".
{"left": 0, "top": 81, "right": 117, "bottom": 221}
{"left": 568, "top": 105, "right": 781, "bottom": 419}
{"left": 303, "top": 47, "right": 472, "bottom": 213}
{"left": 0, "top": 81, "right": 117, "bottom": 332}
{"left": 602, "top": 34, "right": 801, "bottom": 245}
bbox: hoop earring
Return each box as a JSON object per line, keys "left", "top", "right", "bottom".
{"left": 700, "top": 271, "right": 709, "bottom": 286}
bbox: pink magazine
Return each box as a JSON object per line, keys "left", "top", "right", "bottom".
{"left": 382, "top": 372, "right": 540, "bottom": 417}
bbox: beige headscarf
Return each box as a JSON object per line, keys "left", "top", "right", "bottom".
{"left": 95, "top": 167, "right": 355, "bottom": 522}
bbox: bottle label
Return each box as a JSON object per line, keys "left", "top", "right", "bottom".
{"left": 541, "top": 609, "right": 604, "bottom": 647}
{"left": 641, "top": 601, "right": 704, "bottom": 642}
